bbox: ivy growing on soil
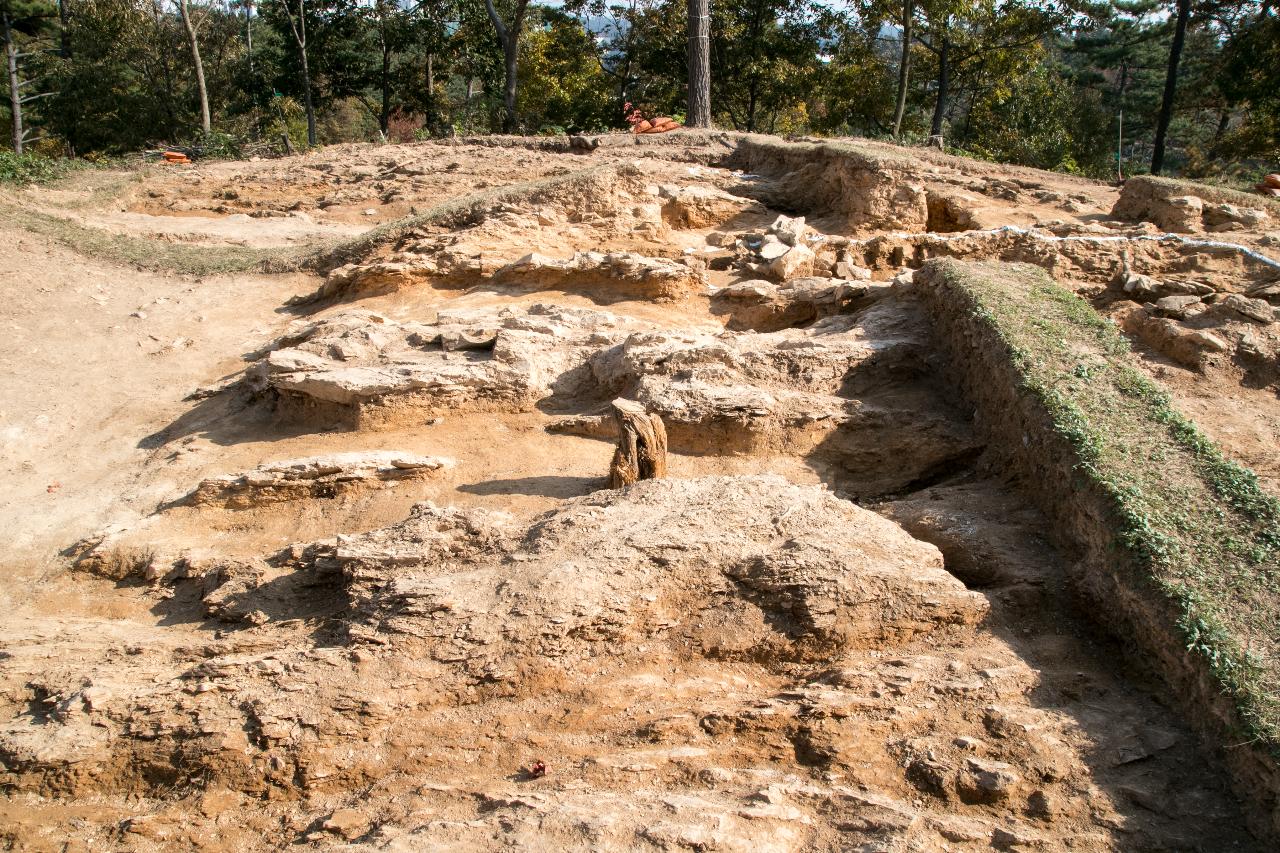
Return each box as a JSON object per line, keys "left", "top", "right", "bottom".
{"left": 939, "top": 259, "right": 1280, "bottom": 757}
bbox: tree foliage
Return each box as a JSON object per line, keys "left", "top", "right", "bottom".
{"left": 0, "top": 0, "right": 1273, "bottom": 181}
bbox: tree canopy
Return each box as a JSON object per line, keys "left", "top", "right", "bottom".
{"left": 0, "top": 0, "right": 1274, "bottom": 180}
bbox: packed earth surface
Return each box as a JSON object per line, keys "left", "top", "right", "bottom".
{"left": 2, "top": 131, "right": 1280, "bottom": 852}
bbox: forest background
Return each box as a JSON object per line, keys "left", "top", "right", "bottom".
{"left": 1, "top": 0, "right": 1277, "bottom": 183}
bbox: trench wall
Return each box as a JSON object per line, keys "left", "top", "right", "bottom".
{"left": 916, "top": 257, "right": 1280, "bottom": 844}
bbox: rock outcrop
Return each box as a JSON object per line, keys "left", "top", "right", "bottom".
{"left": 255, "top": 305, "right": 652, "bottom": 428}
{"left": 190, "top": 452, "right": 451, "bottom": 509}
{"left": 335, "top": 476, "right": 988, "bottom": 666}
{"left": 491, "top": 251, "right": 706, "bottom": 302}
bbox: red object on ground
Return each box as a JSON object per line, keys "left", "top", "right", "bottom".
{"left": 529, "top": 760, "right": 546, "bottom": 778}
{"left": 1264, "top": 173, "right": 1280, "bottom": 189}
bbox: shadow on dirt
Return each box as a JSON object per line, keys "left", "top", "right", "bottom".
{"left": 458, "top": 475, "right": 602, "bottom": 499}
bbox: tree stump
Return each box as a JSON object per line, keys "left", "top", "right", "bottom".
{"left": 607, "top": 398, "right": 668, "bottom": 489}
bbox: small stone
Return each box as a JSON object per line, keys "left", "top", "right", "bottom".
{"left": 700, "top": 767, "right": 735, "bottom": 785}
{"left": 768, "top": 214, "right": 807, "bottom": 246}
{"left": 1152, "top": 294, "right": 1203, "bottom": 319}
{"left": 1025, "top": 789, "right": 1059, "bottom": 821}
{"left": 957, "top": 757, "right": 1019, "bottom": 803}
{"left": 1188, "top": 330, "right": 1229, "bottom": 352}
{"left": 1246, "top": 281, "right": 1280, "bottom": 302}
{"left": 758, "top": 235, "right": 789, "bottom": 261}
{"left": 834, "top": 261, "right": 872, "bottom": 280}
{"left": 363, "top": 208, "right": 376, "bottom": 216}
{"left": 1123, "top": 274, "right": 1163, "bottom": 301}
{"left": 765, "top": 244, "right": 816, "bottom": 282}
{"left": 323, "top": 809, "right": 366, "bottom": 840}
{"left": 992, "top": 826, "right": 1043, "bottom": 850}
{"left": 1222, "top": 293, "right": 1274, "bottom": 323}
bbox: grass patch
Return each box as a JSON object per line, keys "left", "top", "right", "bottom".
{"left": 0, "top": 200, "right": 304, "bottom": 276}
{"left": 930, "top": 258, "right": 1280, "bottom": 757}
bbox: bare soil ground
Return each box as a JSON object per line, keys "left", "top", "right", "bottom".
{"left": 1, "top": 132, "right": 1278, "bottom": 852}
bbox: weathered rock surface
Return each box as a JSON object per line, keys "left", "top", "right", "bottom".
{"left": 659, "top": 184, "right": 764, "bottom": 228}
{"left": 587, "top": 303, "right": 977, "bottom": 491}
{"left": 255, "top": 305, "right": 651, "bottom": 427}
{"left": 713, "top": 276, "right": 881, "bottom": 331}
{"left": 333, "top": 476, "right": 988, "bottom": 665}
{"left": 1112, "top": 175, "right": 1276, "bottom": 234}
{"left": 1115, "top": 302, "right": 1231, "bottom": 368}
{"left": 491, "top": 250, "right": 706, "bottom": 301}
{"left": 190, "top": 452, "right": 451, "bottom": 508}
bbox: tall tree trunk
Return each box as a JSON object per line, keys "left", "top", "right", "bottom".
{"left": 57, "top": 0, "right": 70, "bottom": 59}
{"left": 929, "top": 35, "right": 949, "bottom": 139}
{"left": 282, "top": 0, "right": 316, "bottom": 146}
{"left": 152, "top": 0, "right": 181, "bottom": 139}
{"left": 379, "top": 36, "right": 391, "bottom": 137}
{"left": 425, "top": 52, "right": 440, "bottom": 134}
{"left": 501, "top": 39, "right": 517, "bottom": 131}
{"left": 1213, "top": 107, "right": 1229, "bottom": 142}
{"left": 245, "top": 2, "right": 254, "bottom": 77}
{"left": 1151, "top": 0, "right": 1190, "bottom": 175}
{"left": 179, "top": 0, "right": 211, "bottom": 134}
{"left": 299, "top": 48, "right": 315, "bottom": 146}
{"left": 4, "top": 13, "right": 22, "bottom": 155}
{"left": 483, "top": 0, "right": 528, "bottom": 133}
{"left": 892, "top": 0, "right": 913, "bottom": 138}
{"left": 687, "top": 0, "right": 710, "bottom": 127}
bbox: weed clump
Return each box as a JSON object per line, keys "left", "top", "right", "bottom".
{"left": 0, "top": 151, "right": 77, "bottom": 186}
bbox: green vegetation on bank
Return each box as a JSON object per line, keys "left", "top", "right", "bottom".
{"left": 0, "top": 200, "right": 297, "bottom": 276}
{"left": 932, "top": 259, "right": 1280, "bottom": 755}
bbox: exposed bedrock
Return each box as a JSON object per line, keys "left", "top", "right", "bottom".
{"left": 254, "top": 304, "right": 651, "bottom": 429}
{"left": 337, "top": 476, "right": 987, "bottom": 664}
{"left": 0, "top": 476, "right": 986, "bottom": 797}
{"left": 1112, "top": 175, "right": 1277, "bottom": 234}
{"left": 722, "top": 136, "right": 930, "bottom": 232}
{"left": 252, "top": 299, "right": 977, "bottom": 495}
{"left": 189, "top": 451, "right": 451, "bottom": 509}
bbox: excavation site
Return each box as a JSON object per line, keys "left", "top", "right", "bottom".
{"left": 3, "top": 132, "right": 1280, "bottom": 852}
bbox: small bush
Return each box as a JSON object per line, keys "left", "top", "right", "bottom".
{"left": 195, "top": 132, "right": 243, "bottom": 161}
{"left": 0, "top": 150, "right": 75, "bottom": 185}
